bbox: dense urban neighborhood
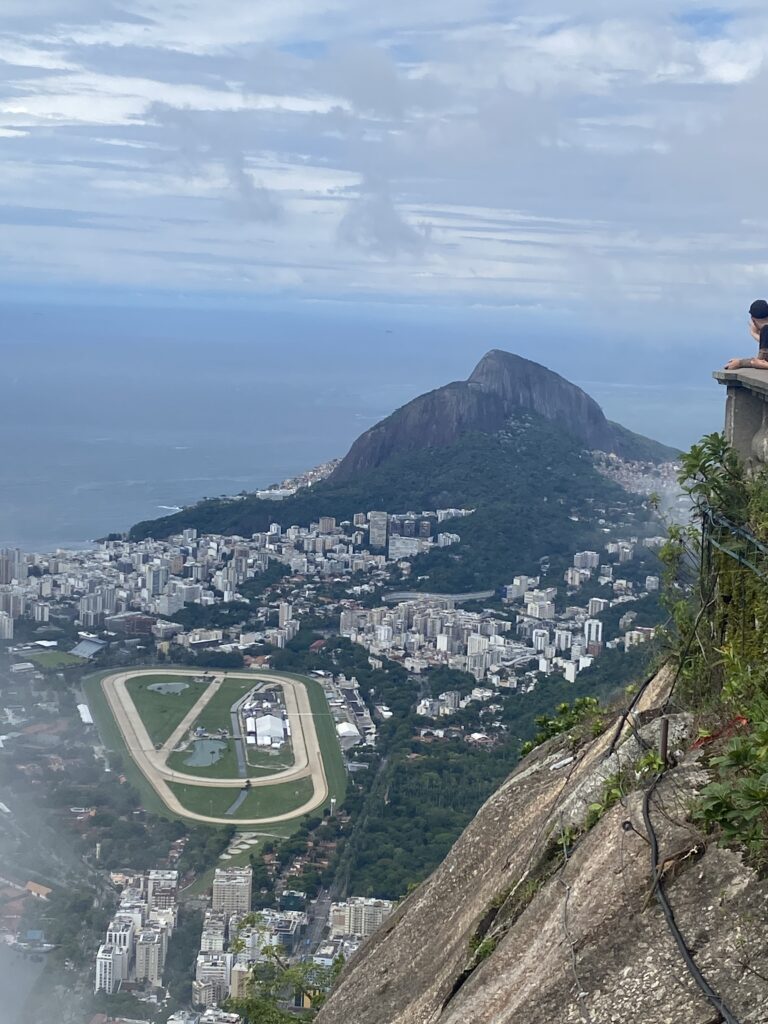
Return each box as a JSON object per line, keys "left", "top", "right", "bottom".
{"left": 0, "top": 454, "right": 676, "bottom": 1022}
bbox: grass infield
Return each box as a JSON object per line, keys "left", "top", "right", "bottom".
{"left": 165, "top": 741, "right": 286, "bottom": 780}
{"left": 169, "top": 776, "right": 315, "bottom": 820}
{"left": 124, "top": 673, "right": 210, "bottom": 746}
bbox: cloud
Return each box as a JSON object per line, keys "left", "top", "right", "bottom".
{"left": 338, "top": 176, "right": 431, "bottom": 257}
{"left": 225, "top": 153, "right": 283, "bottom": 223}
{"left": 0, "top": 0, "right": 766, "bottom": 321}
{"left": 147, "top": 102, "right": 284, "bottom": 222}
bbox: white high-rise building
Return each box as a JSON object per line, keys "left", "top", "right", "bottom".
{"left": 531, "top": 628, "right": 549, "bottom": 652}
{"left": 147, "top": 869, "right": 178, "bottom": 910}
{"left": 0, "top": 611, "right": 13, "bottom": 640}
{"left": 278, "top": 602, "right": 293, "bottom": 628}
{"left": 0, "top": 548, "right": 25, "bottom": 585}
{"left": 505, "top": 576, "right": 530, "bottom": 601}
{"left": 200, "top": 910, "right": 227, "bottom": 952}
{"left": 554, "top": 629, "right": 572, "bottom": 652}
{"left": 194, "top": 952, "right": 234, "bottom": 1006}
{"left": 584, "top": 619, "right": 603, "bottom": 645}
{"left": 95, "top": 944, "right": 129, "bottom": 994}
{"left": 145, "top": 564, "right": 170, "bottom": 596}
{"left": 573, "top": 551, "right": 600, "bottom": 570}
{"left": 374, "top": 624, "right": 393, "bottom": 647}
{"left": 106, "top": 918, "right": 134, "bottom": 955}
{"left": 135, "top": 930, "right": 165, "bottom": 986}
{"left": 212, "top": 867, "right": 252, "bottom": 917}
{"left": 588, "top": 597, "right": 610, "bottom": 617}
{"left": 330, "top": 897, "right": 394, "bottom": 939}
{"left": 368, "top": 512, "right": 388, "bottom": 550}
{"left": 527, "top": 600, "right": 555, "bottom": 620}
{"left": 467, "top": 633, "right": 489, "bottom": 655}
{"left": 565, "top": 567, "right": 588, "bottom": 587}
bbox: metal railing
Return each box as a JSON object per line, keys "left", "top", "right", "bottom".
{"left": 702, "top": 506, "right": 768, "bottom": 582}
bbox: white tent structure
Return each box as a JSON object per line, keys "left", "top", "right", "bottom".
{"left": 255, "top": 714, "right": 285, "bottom": 748}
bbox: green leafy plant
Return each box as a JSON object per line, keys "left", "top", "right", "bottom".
{"left": 678, "top": 432, "right": 747, "bottom": 522}
{"left": 660, "top": 433, "right": 768, "bottom": 865}
{"left": 556, "top": 826, "right": 580, "bottom": 855}
{"left": 585, "top": 773, "right": 625, "bottom": 830}
{"left": 696, "top": 719, "right": 768, "bottom": 864}
{"left": 521, "top": 697, "right": 604, "bottom": 755}
{"left": 474, "top": 937, "right": 497, "bottom": 962}
{"left": 636, "top": 750, "right": 665, "bottom": 777}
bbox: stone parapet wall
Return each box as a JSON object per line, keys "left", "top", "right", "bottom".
{"left": 714, "top": 367, "right": 768, "bottom": 468}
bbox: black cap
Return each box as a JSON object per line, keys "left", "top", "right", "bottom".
{"left": 750, "top": 299, "right": 768, "bottom": 319}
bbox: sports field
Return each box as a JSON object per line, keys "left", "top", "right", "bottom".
{"left": 86, "top": 667, "right": 346, "bottom": 827}
{"left": 27, "top": 650, "right": 86, "bottom": 669}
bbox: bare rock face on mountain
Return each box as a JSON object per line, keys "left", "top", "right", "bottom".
{"left": 331, "top": 350, "right": 676, "bottom": 483}
{"left": 467, "top": 349, "right": 616, "bottom": 450}
{"left": 316, "top": 668, "right": 768, "bottom": 1024}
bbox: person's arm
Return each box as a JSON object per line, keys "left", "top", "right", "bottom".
{"left": 724, "top": 356, "right": 768, "bottom": 370}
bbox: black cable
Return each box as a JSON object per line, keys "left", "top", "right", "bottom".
{"left": 604, "top": 666, "right": 661, "bottom": 759}
{"left": 642, "top": 773, "right": 742, "bottom": 1024}
{"left": 662, "top": 579, "right": 719, "bottom": 711}
{"left": 607, "top": 514, "right": 721, "bottom": 761}
{"left": 606, "top": 582, "right": 713, "bottom": 761}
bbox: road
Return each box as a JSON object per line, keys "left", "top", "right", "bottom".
{"left": 97, "top": 668, "right": 330, "bottom": 826}
{"left": 383, "top": 589, "right": 495, "bottom": 604}
{"left": 229, "top": 691, "right": 248, "bottom": 778}
{"left": 304, "top": 888, "right": 333, "bottom": 954}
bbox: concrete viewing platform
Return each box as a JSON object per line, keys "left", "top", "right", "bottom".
{"left": 714, "top": 367, "right": 768, "bottom": 468}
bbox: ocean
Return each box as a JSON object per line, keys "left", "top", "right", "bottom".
{"left": 0, "top": 300, "right": 726, "bottom": 552}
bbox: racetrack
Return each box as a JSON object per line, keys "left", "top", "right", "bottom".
{"left": 99, "top": 668, "right": 329, "bottom": 825}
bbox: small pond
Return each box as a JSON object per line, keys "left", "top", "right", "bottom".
{"left": 184, "top": 739, "right": 227, "bottom": 767}
{"left": 148, "top": 681, "right": 189, "bottom": 695}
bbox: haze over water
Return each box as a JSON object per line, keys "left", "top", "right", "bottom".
{"left": 0, "top": 944, "right": 44, "bottom": 1024}
{"left": 2, "top": 298, "right": 726, "bottom": 552}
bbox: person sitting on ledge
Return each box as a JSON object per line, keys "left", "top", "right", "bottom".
{"left": 725, "top": 298, "right": 768, "bottom": 369}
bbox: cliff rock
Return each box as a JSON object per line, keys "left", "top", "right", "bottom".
{"left": 317, "top": 668, "right": 768, "bottom": 1024}
{"left": 331, "top": 350, "right": 677, "bottom": 482}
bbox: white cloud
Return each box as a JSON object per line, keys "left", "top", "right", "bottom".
{"left": 0, "top": 0, "right": 766, "bottom": 318}
{"left": 0, "top": 70, "right": 347, "bottom": 126}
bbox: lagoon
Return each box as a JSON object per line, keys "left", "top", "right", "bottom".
{"left": 183, "top": 739, "right": 227, "bottom": 767}
{"left": 148, "top": 682, "right": 189, "bottom": 695}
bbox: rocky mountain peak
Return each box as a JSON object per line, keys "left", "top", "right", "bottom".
{"left": 330, "top": 350, "right": 675, "bottom": 483}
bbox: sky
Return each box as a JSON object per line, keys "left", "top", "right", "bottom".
{"left": 1, "top": 0, "right": 768, "bottom": 333}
